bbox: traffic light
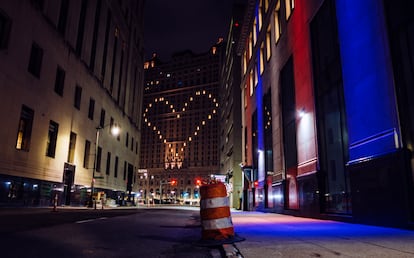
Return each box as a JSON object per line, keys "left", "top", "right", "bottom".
{"left": 195, "top": 179, "right": 202, "bottom": 186}
{"left": 170, "top": 179, "right": 177, "bottom": 186}
{"left": 254, "top": 181, "right": 259, "bottom": 187}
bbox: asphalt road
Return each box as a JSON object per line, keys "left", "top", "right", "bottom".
{"left": 0, "top": 207, "right": 216, "bottom": 258}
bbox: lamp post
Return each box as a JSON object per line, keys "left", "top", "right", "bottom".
{"left": 89, "top": 124, "right": 120, "bottom": 209}
{"left": 159, "top": 179, "right": 176, "bottom": 204}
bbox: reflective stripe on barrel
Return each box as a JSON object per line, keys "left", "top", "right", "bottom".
{"left": 199, "top": 183, "right": 235, "bottom": 241}
{"left": 202, "top": 217, "right": 233, "bottom": 230}
{"left": 200, "top": 196, "right": 229, "bottom": 209}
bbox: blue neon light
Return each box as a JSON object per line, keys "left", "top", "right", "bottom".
{"left": 255, "top": 5, "right": 265, "bottom": 186}
{"left": 335, "top": 0, "right": 400, "bottom": 162}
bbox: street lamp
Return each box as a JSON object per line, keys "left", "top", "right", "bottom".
{"left": 89, "top": 124, "right": 120, "bottom": 208}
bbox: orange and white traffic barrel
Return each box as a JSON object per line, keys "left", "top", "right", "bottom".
{"left": 199, "top": 182, "right": 234, "bottom": 241}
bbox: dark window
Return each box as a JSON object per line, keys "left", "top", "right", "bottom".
{"left": 96, "top": 146, "right": 102, "bottom": 172}
{"left": 123, "top": 161, "right": 127, "bottom": 180}
{"left": 74, "top": 85, "right": 82, "bottom": 109}
{"left": 54, "top": 66, "right": 65, "bottom": 96}
{"left": 131, "top": 137, "right": 134, "bottom": 151}
{"left": 106, "top": 152, "right": 111, "bottom": 175}
{"left": 110, "top": 117, "right": 114, "bottom": 128}
{"left": 46, "top": 120, "right": 59, "bottom": 158}
{"left": 58, "top": 0, "right": 69, "bottom": 35}
{"left": 100, "top": 109, "right": 105, "bottom": 127}
{"left": 114, "top": 156, "right": 119, "bottom": 178}
{"left": 0, "top": 9, "right": 12, "bottom": 49}
{"left": 126, "top": 132, "right": 129, "bottom": 147}
{"left": 75, "top": 0, "right": 88, "bottom": 56}
{"left": 264, "top": 90, "right": 274, "bottom": 188}
{"left": 310, "top": 0, "right": 349, "bottom": 213}
{"left": 117, "top": 48, "right": 124, "bottom": 104}
{"left": 16, "top": 105, "right": 34, "bottom": 151}
{"left": 88, "top": 98, "right": 95, "bottom": 120}
{"left": 89, "top": 0, "right": 102, "bottom": 71}
{"left": 68, "top": 132, "right": 76, "bottom": 163}
{"left": 281, "top": 57, "right": 297, "bottom": 169}
{"left": 28, "top": 42, "right": 43, "bottom": 78}
{"left": 101, "top": 10, "right": 111, "bottom": 79}
{"left": 109, "top": 28, "right": 119, "bottom": 94}
{"left": 384, "top": 0, "right": 414, "bottom": 164}
{"left": 83, "top": 140, "right": 91, "bottom": 168}
{"left": 110, "top": 29, "right": 118, "bottom": 92}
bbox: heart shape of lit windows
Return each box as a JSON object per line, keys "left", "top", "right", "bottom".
{"left": 143, "top": 90, "right": 219, "bottom": 146}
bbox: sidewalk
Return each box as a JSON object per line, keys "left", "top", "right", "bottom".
{"left": 230, "top": 211, "right": 414, "bottom": 257}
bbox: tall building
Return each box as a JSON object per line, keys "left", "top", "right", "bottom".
{"left": 140, "top": 41, "right": 223, "bottom": 203}
{"left": 219, "top": 4, "right": 245, "bottom": 209}
{"left": 233, "top": 0, "right": 414, "bottom": 228}
{"left": 0, "top": 0, "right": 145, "bottom": 206}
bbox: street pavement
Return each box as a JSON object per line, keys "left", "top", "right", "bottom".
{"left": 1, "top": 205, "right": 414, "bottom": 257}
{"left": 230, "top": 211, "right": 414, "bottom": 257}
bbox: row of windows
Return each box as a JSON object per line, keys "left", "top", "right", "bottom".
{"left": 23, "top": 40, "right": 138, "bottom": 155}
{"left": 138, "top": 178, "right": 204, "bottom": 187}
{"left": 139, "top": 160, "right": 219, "bottom": 169}
{"left": 145, "top": 77, "right": 218, "bottom": 90}
{"left": 1, "top": 0, "right": 139, "bottom": 112}
{"left": 15, "top": 104, "right": 129, "bottom": 179}
{"left": 242, "top": 0, "right": 295, "bottom": 97}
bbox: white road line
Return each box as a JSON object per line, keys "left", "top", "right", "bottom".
{"left": 75, "top": 217, "right": 108, "bottom": 224}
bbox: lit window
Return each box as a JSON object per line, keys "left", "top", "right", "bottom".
{"left": 243, "top": 51, "right": 247, "bottom": 75}
{"left": 16, "top": 105, "right": 34, "bottom": 151}
{"left": 258, "top": 0, "right": 263, "bottom": 30}
{"left": 266, "top": 26, "right": 271, "bottom": 61}
{"left": 275, "top": 1, "right": 282, "bottom": 43}
{"left": 285, "top": 0, "right": 294, "bottom": 20}
{"left": 248, "top": 33, "right": 253, "bottom": 59}
{"left": 249, "top": 70, "right": 254, "bottom": 96}
{"left": 255, "top": 67, "right": 258, "bottom": 87}
{"left": 260, "top": 43, "right": 265, "bottom": 75}
{"left": 253, "top": 19, "right": 257, "bottom": 45}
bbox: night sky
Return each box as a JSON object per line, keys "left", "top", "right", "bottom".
{"left": 144, "top": 0, "right": 235, "bottom": 62}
